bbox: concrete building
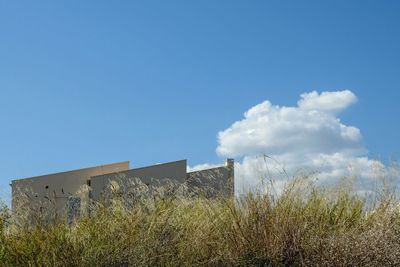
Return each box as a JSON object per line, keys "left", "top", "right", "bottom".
{"left": 90, "top": 160, "right": 188, "bottom": 201}
{"left": 11, "top": 159, "right": 234, "bottom": 222}
{"left": 187, "top": 159, "right": 234, "bottom": 198}
{"left": 11, "top": 161, "right": 130, "bottom": 220}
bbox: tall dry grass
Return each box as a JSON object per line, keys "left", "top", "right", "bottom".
{"left": 1, "top": 175, "right": 400, "bottom": 266}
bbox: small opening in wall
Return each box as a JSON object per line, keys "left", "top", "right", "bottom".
{"left": 45, "top": 185, "right": 49, "bottom": 189}
{"left": 87, "top": 180, "right": 91, "bottom": 186}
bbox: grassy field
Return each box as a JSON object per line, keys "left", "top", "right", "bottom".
{"left": 1, "top": 177, "right": 400, "bottom": 266}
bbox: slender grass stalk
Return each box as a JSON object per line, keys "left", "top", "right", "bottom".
{"left": 1, "top": 174, "right": 400, "bottom": 266}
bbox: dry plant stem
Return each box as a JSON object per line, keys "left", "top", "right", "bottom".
{"left": 1, "top": 172, "right": 400, "bottom": 266}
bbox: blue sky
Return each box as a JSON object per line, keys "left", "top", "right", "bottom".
{"left": 1, "top": 1, "right": 400, "bottom": 201}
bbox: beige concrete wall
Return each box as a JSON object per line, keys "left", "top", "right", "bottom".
{"left": 11, "top": 159, "right": 235, "bottom": 224}
{"left": 187, "top": 159, "right": 234, "bottom": 197}
{"left": 11, "top": 161, "right": 130, "bottom": 218}
{"left": 90, "top": 160, "right": 187, "bottom": 201}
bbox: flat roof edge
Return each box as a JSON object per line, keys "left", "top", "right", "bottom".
{"left": 91, "top": 159, "right": 187, "bottom": 179}
{"left": 187, "top": 165, "right": 226, "bottom": 174}
{"left": 11, "top": 161, "right": 130, "bottom": 183}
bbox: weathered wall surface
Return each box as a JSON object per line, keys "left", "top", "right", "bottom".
{"left": 11, "top": 161, "right": 130, "bottom": 217}
{"left": 11, "top": 159, "right": 234, "bottom": 225}
{"left": 90, "top": 160, "right": 187, "bottom": 201}
{"left": 187, "top": 159, "right": 234, "bottom": 197}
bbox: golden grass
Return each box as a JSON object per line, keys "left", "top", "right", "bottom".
{"left": 1, "top": 176, "right": 400, "bottom": 266}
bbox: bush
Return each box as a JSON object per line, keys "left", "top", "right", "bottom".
{"left": 1, "top": 177, "right": 400, "bottom": 266}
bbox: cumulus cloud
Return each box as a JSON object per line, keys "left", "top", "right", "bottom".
{"left": 216, "top": 91, "right": 363, "bottom": 158}
{"left": 187, "top": 163, "right": 223, "bottom": 172}
{"left": 298, "top": 90, "right": 357, "bottom": 114}
{"left": 191, "top": 90, "right": 397, "bottom": 195}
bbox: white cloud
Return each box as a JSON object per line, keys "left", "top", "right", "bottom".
{"left": 192, "top": 90, "right": 397, "bottom": 195}
{"left": 233, "top": 154, "right": 389, "bottom": 195}
{"left": 297, "top": 90, "right": 357, "bottom": 114}
{"left": 187, "top": 163, "right": 223, "bottom": 172}
{"left": 216, "top": 91, "right": 363, "bottom": 158}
